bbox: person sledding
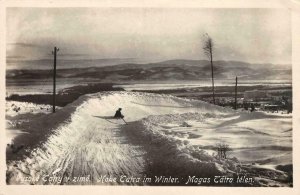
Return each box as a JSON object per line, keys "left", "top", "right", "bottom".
{"left": 114, "top": 108, "right": 127, "bottom": 124}
{"left": 114, "top": 108, "right": 124, "bottom": 118}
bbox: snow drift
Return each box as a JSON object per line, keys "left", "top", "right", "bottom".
{"left": 6, "top": 91, "right": 292, "bottom": 186}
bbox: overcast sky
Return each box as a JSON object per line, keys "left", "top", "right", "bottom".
{"left": 6, "top": 8, "right": 291, "bottom": 64}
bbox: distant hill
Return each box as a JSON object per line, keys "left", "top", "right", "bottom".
{"left": 6, "top": 58, "right": 146, "bottom": 70}
{"left": 6, "top": 59, "right": 292, "bottom": 82}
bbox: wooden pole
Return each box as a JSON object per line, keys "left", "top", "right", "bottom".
{"left": 210, "top": 43, "right": 215, "bottom": 105}
{"left": 52, "top": 47, "right": 59, "bottom": 113}
{"left": 235, "top": 76, "right": 238, "bottom": 110}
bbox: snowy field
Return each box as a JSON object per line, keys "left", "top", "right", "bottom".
{"left": 6, "top": 92, "right": 292, "bottom": 186}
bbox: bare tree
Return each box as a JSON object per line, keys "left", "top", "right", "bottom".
{"left": 215, "top": 143, "right": 231, "bottom": 159}
{"left": 203, "top": 33, "right": 215, "bottom": 104}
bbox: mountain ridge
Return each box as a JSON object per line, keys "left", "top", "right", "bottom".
{"left": 6, "top": 59, "right": 292, "bottom": 81}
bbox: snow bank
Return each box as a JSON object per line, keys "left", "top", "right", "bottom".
{"left": 7, "top": 92, "right": 230, "bottom": 185}
{"left": 6, "top": 91, "right": 291, "bottom": 186}
{"left": 142, "top": 112, "right": 292, "bottom": 166}
{"left": 122, "top": 111, "right": 292, "bottom": 186}
{"left": 6, "top": 101, "right": 61, "bottom": 144}
{"left": 122, "top": 113, "right": 241, "bottom": 179}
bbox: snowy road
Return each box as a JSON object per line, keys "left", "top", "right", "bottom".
{"left": 7, "top": 92, "right": 229, "bottom": 184}
{"left": 6, "top": 92, "right": 292, "bottom": 186}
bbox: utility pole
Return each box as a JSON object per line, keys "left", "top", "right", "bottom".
{"left": 52, "top": 47, "right": 59, "bottom": 113}
{"left": 234, "top": 76, "right": 238, "bottom": 110}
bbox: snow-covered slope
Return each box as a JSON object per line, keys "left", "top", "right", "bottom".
{"left": 6, "top": 92, "right": 292, "bottom": 186}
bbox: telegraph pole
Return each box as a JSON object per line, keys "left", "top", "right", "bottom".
{"left": 52, "top": 47, "right": 59, "bottom": 113}
{"left": 234, "top": 76, "right": 238, "bottom": 110}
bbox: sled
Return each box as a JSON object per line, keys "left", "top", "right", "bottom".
{"left": 93, "top": 115, "right": 128, "bottom": 125}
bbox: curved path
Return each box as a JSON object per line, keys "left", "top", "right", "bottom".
{"left": 7, "top": 92, "right": 227, "bottom": 184}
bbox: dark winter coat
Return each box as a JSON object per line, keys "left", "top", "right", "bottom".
{"left": 114, "top": 110, "right": 124, "bottom": 118}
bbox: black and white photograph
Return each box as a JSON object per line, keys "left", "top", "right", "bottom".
{"left": 3, "top": 2, "right": 297, "bottom": 190}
